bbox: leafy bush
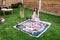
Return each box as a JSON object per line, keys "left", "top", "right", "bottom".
{"left": 11, "top": 4, "right": 18, "bottom": 8}
{"left": 11, "top": 2, "right": 23, "bottom": 8}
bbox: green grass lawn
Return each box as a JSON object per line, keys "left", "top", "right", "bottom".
{"left": 0, "top": 8, "right": 60, "bottom": 40}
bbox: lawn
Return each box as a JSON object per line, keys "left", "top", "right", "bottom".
{"left": 0, "top": 8, "right": 60, "bottom": 40}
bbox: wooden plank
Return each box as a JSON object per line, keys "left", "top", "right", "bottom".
{"left": 0, "top": 0, "right": 2, "bottom": 7}
{"left": 24, "top": 0, "right": 39, "bottom": 9}
{"left": 5, "top": 0, "right": 13, "bottom": 7}
{"left": 41, "top": 0, "right": 60, "bottom": 16}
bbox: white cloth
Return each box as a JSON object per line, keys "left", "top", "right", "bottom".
{"left": 1, "top": 8, "right": 13, "bottom": 11}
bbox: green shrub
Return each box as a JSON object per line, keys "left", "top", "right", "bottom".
{"left": 11, "top": 2, "right": 23, "bottom": 8}
{"left": 11, "top": 3, "right": 19, "bottom": 8}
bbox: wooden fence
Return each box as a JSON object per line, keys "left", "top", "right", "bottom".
{"left": 0, "top": 0, "right": 21, "bottom": 7}
{"left": 0, "top": 0, "right": 2, "bottom": 7}
{"left": 41, "top": 0, "right": 60, "bottom": 16}
{"left": 23, "top": 0, "right": 39, "bottom": 9}
{"left": 0, "top": 0, "right": 60, "bottom": 16}
{"left": 24, "top": 0, "right": 60, "bottom": 16}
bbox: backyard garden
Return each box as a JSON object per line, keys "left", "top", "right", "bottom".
{"left": 0, "top": 0, "right": 60, "bottom": 40}
{"left": 0, "top": 8, "right": 60, "bottom": 40}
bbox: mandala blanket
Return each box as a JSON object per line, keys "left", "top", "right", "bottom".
{"left": 13, "top": 20, "right": 51, "bottom": 38}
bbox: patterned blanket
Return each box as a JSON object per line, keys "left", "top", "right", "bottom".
{"left": 13, "top": 20, "right": 51, "bottom": 38}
